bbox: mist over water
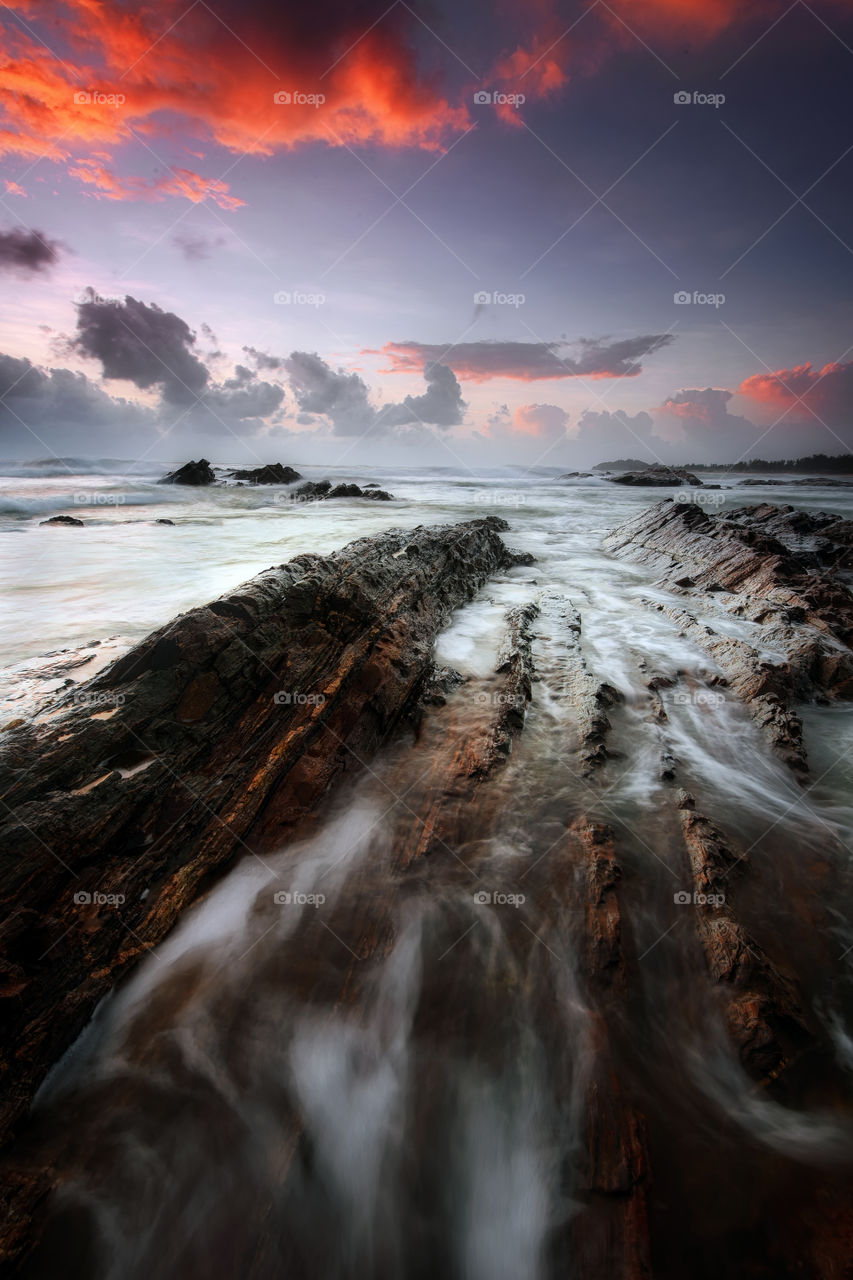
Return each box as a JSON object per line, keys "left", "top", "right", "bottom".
{"left": 4, "top": 461, "right": 853, "bottom": 1278}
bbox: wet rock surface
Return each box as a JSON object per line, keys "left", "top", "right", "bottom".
{"left": 227, "top": 463, "right": 302, "bottom": 484}
{"left": 0, "top": 516, "right": 518, "bottom": 1160}
{"left": 158, "top": 458, "right": 216, "bottom": 486}
{"left": 603, "top": 499, "right": 853, "bottom": 774}
{"left": 608, "top": 465, "right": 702, "bottom": 487}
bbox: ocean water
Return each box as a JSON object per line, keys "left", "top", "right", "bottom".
{"left": 5, "top": 458, "right": 853, "bottom": 1279}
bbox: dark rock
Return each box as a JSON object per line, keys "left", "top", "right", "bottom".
{"left": 158, "top": 458, "right": 215, "bottom": 486}
{"left": 228, "top": 463, "right": 302, "bottom": 485}
{"left": 155, "top": 519, "right": 174, "bottom": 525}
{"left": 604, "top": 499, "right": 853, "bottom": 773}
{"left": 294, "top": 480, "right": 393, "bottom": 502}
{"left": 39, "top": 516, "right": 84, "bottom": 527}
{"left": 0, "top": 516, "right": 516, "bottom": 1151}
{"left": 609, "top": 464, "right": 702, "bottom": 487}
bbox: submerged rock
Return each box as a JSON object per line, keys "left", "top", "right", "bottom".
{"left": 158, "top": 458, "right": 216, "bottom": 486}
{"left": 39, "top": 515, "right": 84, "bottom": 526}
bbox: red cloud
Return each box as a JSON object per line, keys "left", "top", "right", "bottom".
{"left": 739, "top": 361, "right": 853, "bottom": 423}
{"left": 0, "top": 0, "right": 469, "bottom": 204}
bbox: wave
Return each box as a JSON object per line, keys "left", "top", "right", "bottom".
{"left": 0, "top": 457, "right": 165, "bottom": 478}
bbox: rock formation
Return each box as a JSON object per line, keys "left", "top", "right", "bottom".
{"left": 158, "top": 458, "right": 216, "bottom": 486}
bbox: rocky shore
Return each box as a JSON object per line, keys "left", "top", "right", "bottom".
{"left": 2, "top": 499, "right": 853, "bottom": 1275}
{"left": 603, "top": 498, "right": 853, "bottom": 774}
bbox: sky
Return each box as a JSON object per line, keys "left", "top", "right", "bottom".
{"left": 1, "top": 0, "right": 853, "bottom": 469}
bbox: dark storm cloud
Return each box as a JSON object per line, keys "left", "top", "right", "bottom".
{"left": 380, "top": 334, "right": 676, "bottom": 382}
{"left": 0, "top": 352, "right": 158, "bottom": 453}
{"left": 283, "top": 352, "right": 466, "bottom": 436}
{"left": 0, "top": 227, "right": 60, "bottom": 274}
{"left": 378, "top": 362, "right": 466, "bottom": 429}
{"left": 73, "top": 291, "right": 209, "bottom": 405}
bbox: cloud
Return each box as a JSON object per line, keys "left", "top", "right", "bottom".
{"left": 378, "top": 362, "right": 466, "bottom": 429}
{"left": 0, "top": 351, "right": 158, "bottom": 453}
{"left": 73, "top": 290, "right": 210, "bottom": 405}
{"left": 283, "top": 351, "right": 376, "bottom": 435}
{"left": 172, "top": 230, "right": 226, "bottom": 261}
{"left": 653, "top": 387, "right": 758, "bottom": 460}
{"left": 0, "top": 226, "right": 60, "bottom": 273}
{"left": 574, "top": 407, "right": 656, "bottom": 459}
{"left": 494, "top": 403, "right": 570, "bottom": 439}
{"left": 67, "top": 159, "right": 245, "bottom": 210}
{"left": 739, "top": 360, "right": 853, "bottom": 426}
{"left": 282, "top": 350, "right": 466, "bottom": 436}
{"left": 379, "top": 334, "right": 676, "bottom": 382}
{"left": 0, "top": 0, "right": 469, "bottom": 205}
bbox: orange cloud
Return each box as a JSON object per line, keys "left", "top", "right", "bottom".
{"left": 0, "top": 0, "right": 470, "bottom": 205}
{"left": 67, "top": 158, "right": 246, "bottom": 208}
{"left": 740, "top": 361, "right": 853, "bottom": 423}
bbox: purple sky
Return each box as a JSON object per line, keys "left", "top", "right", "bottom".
{"left": 1, "top": 0, "right": 853, "bottom": 467}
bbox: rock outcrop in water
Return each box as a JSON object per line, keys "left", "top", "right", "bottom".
{"left": 603, "top": 499, "right": 853, "bottom": 774}
{"left": 294, "top": 480, "right": 393, "bottom": 501}
{"left": 228, "top": 463, "right": 302, "bottom": 484}
{"left": 608, "top": 464, "right": 702, "bottom": 487}
{"left": 158, "top": 458, "right": 216, "bottom": 486}
{"left": 0, "top": 517, "right": 520, "bottom": 1155}
{"left": 38, "top": 515, "right": 84, "bottom": 527}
